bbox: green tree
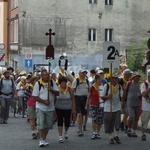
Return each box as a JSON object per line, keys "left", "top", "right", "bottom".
{"left": 127, "top": 40, "right": 146, "bottom": 72}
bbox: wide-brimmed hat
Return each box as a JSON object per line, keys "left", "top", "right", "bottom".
{"left": 130, "top": 72, "right": 141, "bottom": 79}
{"left": 7, "top": 66, "right": 14, "bottom": 72}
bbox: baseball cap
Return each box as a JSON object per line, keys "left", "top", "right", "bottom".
{"left": 111, "top": 74, "right": 118, "bottom": 78}
{"left": 123, "top": 69, "right": 133, "bottom": 75}
{"left": 79, "top": 69, "right": 87, "bottom": 74}
{"left": 147, "top": 69, "right": 150, "bottom": 76}
{"left": 97, "top": 70, "right": 104, "bottom": 74}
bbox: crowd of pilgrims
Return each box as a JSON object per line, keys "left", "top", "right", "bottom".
{"left": 0, "top": 64, "right": 149, "bottom": 147}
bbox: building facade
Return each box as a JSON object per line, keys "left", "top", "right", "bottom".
{"left": 7, "top": 0, "right": 150, "bottom": 72}
{"left": 0, "top": 0, "right": 7, "bottom": 68}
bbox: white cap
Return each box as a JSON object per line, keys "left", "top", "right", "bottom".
{"left": 123, "top": 69, "right": 133, "bottom": 75}
{"left": 147, "top": 69, "right": 150, "bottom": 76}
{"left": 97, "top": 70, "right": 104, "bottom": 74}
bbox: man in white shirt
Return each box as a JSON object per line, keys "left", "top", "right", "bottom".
{"left": 32, "top": 69, "right": 59, "bottom": 147}
{"left": 140, "top": 70, "right": 150, "bottom": 141}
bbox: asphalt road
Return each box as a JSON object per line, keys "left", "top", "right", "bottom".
{"left": 0, "top": 113, "right": 149, "bottom": 150}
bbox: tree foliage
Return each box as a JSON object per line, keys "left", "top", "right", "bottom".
{"left": 127, "top": 40, "right": 147, "bottom": 72}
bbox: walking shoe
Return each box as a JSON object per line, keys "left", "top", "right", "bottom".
{"left": 64, "top": 133, "right": 68, "bottom": 139}
{"left": 132, "top": 132, "right": 138, "bottom": 137}
{"left": 91, "top": 134, "right": 96, "bottom": 139}
{"left": 127, "top": 130, "right": 132, "bottom": 137}
{"left": 58, "top": 137, "right": 64, "bottom": 143}
{"left": 124, "top": 129, "right": 128, "bottom": 134}
{"left": 109, "top": 138, "right": 114, "bottom": 144}
{"left": 3, "top": 120, "right": 8, "bottom": 124}
{"left": 32, "top": 133, "right": 37, "bottom": 139}
{"left": 22, "top": 115, "right": 27, "bottom": 118}
{"left": 14, "top": 114, "right": 18, "bottom": 118}
{"left": 70, "top": 121, "right": 74, "bottom": 127}
{"left": 36, "top": 133, "right": 39, "bottom": 139}
{"left": 114, "top": 136, "right": 121, "bottom": 144}
{"left": 141, "top": 134, "right": 146, "bottom": 141}
{"left": 39, "top": 140, "right": 45, "bottom": 147}
{"left": 78, "top": 131, "right": 83, "bottom": 137}
{"left": 83, "top": 125, "right": 87, "bottom": 131}
{"left": 0, "top": 120, "right": 4, "bottom": 124}
{"left": 43, "top": 140, "right": 49, "bottom": 146}
{"left": 95, "top": 134, "right": 101, "bottom": 139}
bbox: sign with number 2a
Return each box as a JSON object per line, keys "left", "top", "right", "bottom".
{"left": 102, "top": 42, "right": 120, "bottom": 68}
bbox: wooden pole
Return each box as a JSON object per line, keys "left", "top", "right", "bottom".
{"left": 45, "top": 28, "right": 55, "bottom": 102}
{"left": 110, "top": 63, "right": 112, "bottom": 117}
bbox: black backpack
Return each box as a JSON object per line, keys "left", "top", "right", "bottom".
{"left": 75, "top": 78, "right": 90, "bottom": 92}
{"left": 0, "top": 78, "right": 14, "bottom": 88}
{"left": 38, "top": 80, "right": 53, "bottom": 91}
{"left": 105, "top": 83, "right": 121, "bottom": 101}
{"left": 0, "top": 78, "right": 14, "bottom": 95}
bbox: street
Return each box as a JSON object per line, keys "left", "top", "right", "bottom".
{"left": 0, "top": 113, "right": 149, "bottom": 150}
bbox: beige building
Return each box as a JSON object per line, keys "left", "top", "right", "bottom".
{"left": 5, "top": 0, "right": 150, "bottom": 71}
{"left": 0, "top": 0, "right": 7, "bottom": 66}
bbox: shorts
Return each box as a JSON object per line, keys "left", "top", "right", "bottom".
{"left": 127, "top": 106, "right": 140, "bottom": 120}
{"left": 90, "top": 105, "right": 104, "bottom": 125}
{"left": 75, "top": 95, "right": 87, "bottom": 115}
{"left": 121, "top": 101, "right": 128, "bottom": 114}
{"left": 104, "top": 110, "right": 121, "bottom": 133}
{"left": 11, "top": 99, "right": 17, "bottom": 108}
{"left": 141, "top": 110, "right": 150, "bottom": 129}
{"left": 27, "top": 106, "right": 36, "bottom": 119}
{"left": 36, "top": 108, "right": 53, "bottom": 130}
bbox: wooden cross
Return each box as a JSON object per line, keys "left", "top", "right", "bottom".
{"left": 45, "top": 29, "right": 55, "bottom": 45}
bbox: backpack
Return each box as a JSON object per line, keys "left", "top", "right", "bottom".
{"left": 0, "top": 78, "right": 14, "bottom": 95}
{"left": 24, "top": 86, "right": 32, "bottom": 102}
{"left": 75, "top": 78, "right": 90, "bottom": 91}
{"left": 38, "top": 80, "right": 53, "bottom": 91}
{"left": 0, "top": 78, "right": 14, "bottom": 88}
{"left": 104, "top": 83, "right": 121, "bottom": 101}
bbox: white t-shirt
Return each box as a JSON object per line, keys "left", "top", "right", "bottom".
{"left": 101, "top": 84, "right": 123, "bottom": 112}
{"left": 16, "top": 83, "right": 25, "bottom": 97}
{"left": 72, "top": 79, "right": 90, "bottom": 96}
{"left": 141, "top": 80, "right": 150, "bottom": 111}
{"left": 32, "top": 80, "right": 58, "bottom": 111}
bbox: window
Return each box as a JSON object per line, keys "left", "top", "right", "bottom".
{"left": 10, "top": 19, "right": 18, "bottom": 43}
{"left": 89, "top": 29, "right": 97, "bottom": 41}
{"left": 105, "top": 29, "right": 113, "bottom": 41}
{"left": 105, "top": 0, "right": 113, "bottom": 5}
{"left": 89, "top": 0, "right": 97, "bottom": 4}
{"left": 14, "top": 19, "right": 18, "bottom": 43}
